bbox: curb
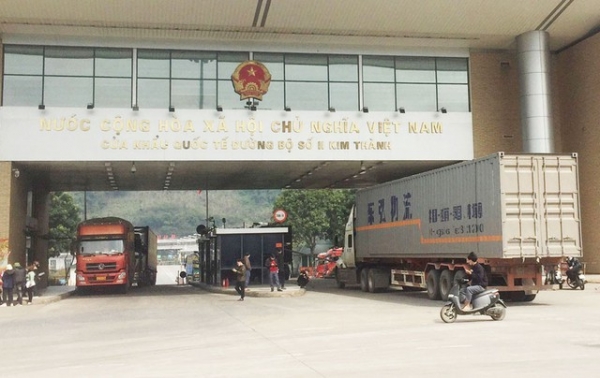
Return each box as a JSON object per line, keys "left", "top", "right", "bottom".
{"left": 34, "top": 290, "right": 76, "bottom": 305}
{"left": 190, "top": 282, "right": 305, "bottom": 297}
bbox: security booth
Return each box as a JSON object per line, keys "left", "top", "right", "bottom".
{"left": 195, "top": 226, "right": 292, "bottom": 286}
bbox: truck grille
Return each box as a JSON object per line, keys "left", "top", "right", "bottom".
{"left": 86, "top": 262, "right": 117, "bottom": 271}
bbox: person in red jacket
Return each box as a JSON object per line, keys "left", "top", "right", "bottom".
{"left": 265, "top": 254, "right": 282, "bottom": 292}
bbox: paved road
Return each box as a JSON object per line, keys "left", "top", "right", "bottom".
{"left": 1, "top": 279, "right": 599, "bottom": 378}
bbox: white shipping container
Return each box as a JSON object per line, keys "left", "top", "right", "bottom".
{"left": 354, "top": 152, "right": 581, "bottom": 260}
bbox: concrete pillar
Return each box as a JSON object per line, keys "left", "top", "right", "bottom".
{"left": 516, "top": 31, "right": 554, "bottom": 153}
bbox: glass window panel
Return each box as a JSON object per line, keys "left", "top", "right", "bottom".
{"left": 44, "top": 77, "right": 93, "bottom": 107}
{"left": 172, "top": 79, "right": 201, "bottom": 109}
{"left": 95, "top": 78, "right": 132, "bottom": 108}
{"left": 286, "top": 82, "right": 328, "bottom": 111}
{"left": 258, "top": 81, "right": 284, "bottom": 110}
{"left": 199, "top": 80, "right": 217, "bottom": 109}
{"left": 363, "top": 56, "right": 394, "bottom": 82}
{"left": 2, "top": 76, "right": 43, "bottom": 106}
{"left": 218, "top": 80, "right": 247, "bottom": 109}
{"left": 329, "top": 55, "right": 358, "bottom": 82}
{"left": 137, "top": 78, "right": 169, "bottom": 108}
{"left": 3, "top": 45, "right": 43, "bottom": 75}
{"left": 218, "top": 52, "right": 249, "bottom": 79}
{"left": 137, "top": 50, "right": 170, "bottom": 78}
{"left": 172, "top": 51, "right": 217, "bottom": 79}
{"left": 253, "top": 52, "right": 284, "bottom": 80}
{"left": 437, "top": 58, "right": 468, "bottom": 83}
{"left": 438, "top": 84, "right": 470, "bottom": 111}
{"left": 363, "top": 83, "right": 395, "bottom": 111}
{"left": 330, "top": 83, "right": 358, "bottom": 111}
{"left": 95, "top": 48, "right": 132, "bottom": 77}
{"left": 396, "top": 83, "right": 437, "bottom": 111}
{"left": 285, "top": 54, "right": 328, "bottom": 81}
{"left": 396, "top": 57, "right": 436, "bottom": 83}
{"left": 45, "top": 46, "right": 93, "bottom": 76}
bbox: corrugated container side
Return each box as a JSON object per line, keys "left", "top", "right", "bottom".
{"left": 355, "top": 153, "right": 581, "bottom": 260}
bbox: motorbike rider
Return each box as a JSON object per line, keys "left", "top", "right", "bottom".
{"left": 565, "top": 256, "right": 582, "bottom": 282}
{"left": 461, "top": 252, "right": 488, "bottom": 311}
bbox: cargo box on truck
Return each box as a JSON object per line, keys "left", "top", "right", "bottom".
{"left": 335, "top": 152, "right": 582, "bottom": 302}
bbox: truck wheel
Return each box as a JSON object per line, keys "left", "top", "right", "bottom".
{"left": 439, "top": 270, "right": 455, "bottom": 301}
{"left": 426, "top": 269, "right": 441, "bottom": 300}
{"left": 360, "top": 268, "right": 370, "bottom": 292}
{"left": 523, "top": 294, "right": 536, "bottom": 302}
{"left": 334, "top": 268, "right": 345, "bottom": 289}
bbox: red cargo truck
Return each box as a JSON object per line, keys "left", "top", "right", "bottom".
{"left": 75, "top": 217, "right": 157, "bottom": 293}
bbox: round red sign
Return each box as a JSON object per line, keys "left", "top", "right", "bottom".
{"left": 273, "top": 209, "right": 288, "bottom": 223}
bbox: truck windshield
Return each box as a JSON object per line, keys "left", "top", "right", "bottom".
{"left": 79, "top": 240, "right": 124, "bottom": 255}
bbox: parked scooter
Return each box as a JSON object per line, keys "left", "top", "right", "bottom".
{"left": 440, "top": 278, "right": 507, "bottom": 323}
{"left": 546, "top": 265, "right": 564, "bottom": 289}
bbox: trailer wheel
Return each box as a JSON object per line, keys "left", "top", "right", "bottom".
{"left": 439, "top": 270, "right": 455, "bottom": 301}
{"left": 334, "top": 268, "right": 345, "bottom": 289}
{"left": 426, "top": 269, "right": 441, "bottom": 300}
{"left": 523, "top": 294, "right": 536, "bottom": 302}
{"left": 360, "top": 268, "right": 370, "bottom": 292}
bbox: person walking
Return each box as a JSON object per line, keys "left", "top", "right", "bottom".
{"left": 232, "top": 259, "right": 246, "bottom": 301}
{"left": 13, "top": 262, "right": 26, "bottom": 305}
{"left": 243, "top": 252, "right": 252, "bottom": 288}
{"left": 265, "top": 254, "right": 282, "bottom": 292}
{"left": 1, "top": 264, "right": 16, "bottom": 306}
{"left": 25, "top": 265, "right": 36, "bottom": 305}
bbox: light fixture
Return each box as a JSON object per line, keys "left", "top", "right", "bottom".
{"left": 216, "top": 105, "right": 223, "bottom": 112}
{"left": 362, "top": 107, "right": 369, "bottom": 113}
{"left": 398, "top": 107, "right": 406, "bottom": 113}
{"left": 132, "top": 104, "right": 139, "bottom": 111}
{"left": 169, "top": 106, "right": 175, "bottom": 112}
{"left": 87, "top": 103, "right": 94, "bottom": 110}
{"left": 329, "top": 107, "right": 336, "bottom": 112}
{"left": 38, "top": 104, "right": 45, "bottom": 110}
{"left": 12, "top": 168, "right": 20, "bottom": 178}
{"left": 130, "top": 162, "right": 137, "bottom": 174}
{"left": 440, "top": 107, "right": 447, "bottom": 113}
{"left": 284, "top": 106, "right": 291, "bottom": 111}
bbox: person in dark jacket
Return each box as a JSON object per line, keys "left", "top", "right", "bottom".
{"left": 460, "top": 252, "right": 488, "bottom": 311}
{"left": 276, "top": 248, "right": 286, "bottom": 290}
{"left": 565, "top": 256, "right": 582, "bottom": 282}
{"left": 1, "top": 264, "right": 16, "bottom": 306}
{"left": 231, "top": 259, "right": 246, "bottom": 301}
{"left": 13, "top": 262, "right": 26, "bottom": 305}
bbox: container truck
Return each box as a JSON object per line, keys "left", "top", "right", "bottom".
{"left": 335, "top": 152, "right": 582, "bottom": 302}
{"left": 75, "top": 217, "right": 157, "bottom": 293}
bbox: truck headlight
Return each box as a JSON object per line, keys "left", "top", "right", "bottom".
{"left": 117, "top": 271, "right": 127, "bottom": 280}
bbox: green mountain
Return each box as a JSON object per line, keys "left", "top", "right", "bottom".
{"left": 71, "top": 190, "right": 281, "bottom": 237}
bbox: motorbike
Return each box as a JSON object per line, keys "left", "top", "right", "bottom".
{"left": 566, "top": 269, "right": 585, "bottom": 290}
{"left": 440, "top": 278, "right": 507, "bottom": 323}
{"left": 546, "top": 265, "right": 564, "bottom": 289}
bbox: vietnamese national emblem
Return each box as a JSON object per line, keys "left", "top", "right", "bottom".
{"left": 231, "top": 60, "right": 271, "bottom": 101}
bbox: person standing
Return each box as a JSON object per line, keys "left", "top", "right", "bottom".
{"left": 25, "top": 265, "right": 36, "bottom": 305}
{"left": 13, "top": 262, "right": 26, "bottom": 305}
{"left": 265, "top": 254, "right": 282, "bottom": 292}
{"left": 1, "top": 264, "right": 16, "bottom": 306}
{"left": 231, "top": 259, "right": 246, "bottom": 301}
{"left": 276, "top": 248, "right": 286, "bottom": 290}
{"left": 243, "top": 252, "right": 252, "bottom": 288}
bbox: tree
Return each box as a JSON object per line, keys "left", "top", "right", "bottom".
{"left": 48, "top": 192, "right": 81, "bottom": 257}
{"left": 273, "top": 189, "right": 355, "bottom": 262}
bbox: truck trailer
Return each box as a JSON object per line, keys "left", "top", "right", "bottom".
{"left": 335, "top": 153, "right": 582, "bottom": 302}
{"left": 75, "top": 217, "right": 157, "bottom": 293}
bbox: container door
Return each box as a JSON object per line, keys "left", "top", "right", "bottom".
{"left": 502, "top": 155, "right": 581, "bottom": 258}
{"left": 502, "top": 155, "right": 542, "bottom": 258}
{"left": 538, "top": 155, "right": 581, "bottom": 258}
